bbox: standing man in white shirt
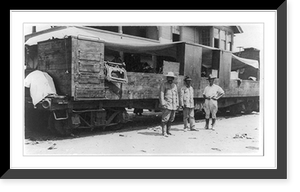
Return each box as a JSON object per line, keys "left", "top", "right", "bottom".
{"left": 180, "top": 76, "right": 197, "bottom": 132}
{"left": 203, "top": 75, "right": 225, "bottom": 130}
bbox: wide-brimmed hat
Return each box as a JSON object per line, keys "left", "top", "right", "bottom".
{"left": 207, "top": 74, "right": 217, "bottom": 80}
{"left": 184, "top": 76, "right": 192, "bottom": 81}
{"left": 165, "top": 72, "right": 176, "bottom": 78}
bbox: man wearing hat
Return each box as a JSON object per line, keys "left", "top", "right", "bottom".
{"left": 159, "top": 72, "right": 179, "bottom": 137}
{"left": 203, "top": 74, "right": 225, "bottom": 130}
{"left": 180, "top": 76, "right": 197, "bottom": 131}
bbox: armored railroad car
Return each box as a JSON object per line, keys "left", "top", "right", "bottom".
{"left": 25, "top": 26, "right": 259, "bottom": 135}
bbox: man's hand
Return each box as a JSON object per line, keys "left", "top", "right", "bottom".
{"left": 161, "top": 104, "right": 168, "bottom": 109}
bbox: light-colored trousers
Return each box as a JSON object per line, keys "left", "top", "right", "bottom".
{"left": 204, "top": 99, "right": 218, "bottom": 119}
{"left": 183, "top": 107, "right": 195, "bottom": 129}
{"left": 161, "top": 109, "right": 176, "bottom": 123}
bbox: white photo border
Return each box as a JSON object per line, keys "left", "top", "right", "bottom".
{"left": 8, "top": 8, "right": 286, "bottom": 178}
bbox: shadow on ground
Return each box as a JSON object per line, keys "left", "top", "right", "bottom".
{"left": 25, "top": 109, "right": 249, "bottom": 141}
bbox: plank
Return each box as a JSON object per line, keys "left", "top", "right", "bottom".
{"left": 78, "top": 60, "right": 102, "bottom": 73}
{"left": 75, "top": 88, "right": 105, "bottom": 98}
{"left": 78, "top": 50, "right": 101, "bottom": 61}
{"left": 184, "top": 44, "right": 202, "bottom": 90}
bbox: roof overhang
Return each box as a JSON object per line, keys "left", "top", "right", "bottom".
{"left": 231, "top": 26, "right": 243, "bottom": 34}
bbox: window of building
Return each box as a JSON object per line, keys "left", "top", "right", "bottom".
{"left": 213, "top": 28, "right": 219, "bottom": 38}
{"left": 122, "top": 26, "right": 159, "bottom": 41}
{"left": 201, "top": 29, "right": 211, "bottom": 46}
{"left": 88, "top": 26, "right": 119, "bottom": 33}
{"left": 214, "top": 38, "right": 219, "bottom": 48}
{"left": 227, "top": 42, "right": 232, "bottom": 51}
{"left": 220, "top": 30, "right": 226, "bottom": 50}
{"left": 220, "top": 30, "right": 226, "bottom": 40}
{"left": 172, "top": 33, "right": 180, "bottom": 42}
{"left": 172, "top": 26, "right": 181, "bottom": 42}
{"left": 227, "top": 34, "right": 232, "bottom": 42}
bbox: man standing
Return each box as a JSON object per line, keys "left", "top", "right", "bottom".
{"left": 159, "top": 72, "right": 179, "bottom": 137}
{"left": 180, "top": 76, "right": 197, "bottom": 132}
{"left": 203, "top": 75, "right": 225, "bottom": 130}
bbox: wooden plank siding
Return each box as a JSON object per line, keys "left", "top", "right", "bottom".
{"left": 37, "top": 38, "right": 72, "bottom": 96}
{"left": 218, "top": 50, "right": 232, "bottom": 89}
{"left": 183, "top": 44, "right": 202, "bottom": 96}
{"left": 72, "top": 37, "right": 105, "bottom": 100}
{"left": 36, "top": 36, "right": 259, "bottom": 107}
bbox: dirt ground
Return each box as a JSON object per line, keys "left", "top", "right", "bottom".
{"left": 24, "top": 111, "right": 261, "bottom": 155}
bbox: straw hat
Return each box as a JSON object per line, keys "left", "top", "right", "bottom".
{"left": 165, "top": 72, "right": 176, "bottom": 78}
{"left": 207, "top": 74, "right": 217, "bottom": 80}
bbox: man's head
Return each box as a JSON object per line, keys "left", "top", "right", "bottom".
{"left": 165, "top": 72, "right": 176, "bottom": 84}
{"left": 207, "top": 74, "right": 216, "bottom": 86}
{"left": 184, "top": 76, "right": 192, "bottom": 87}
{"left": 167, "top": 76, "right": 175, "bottom": 84}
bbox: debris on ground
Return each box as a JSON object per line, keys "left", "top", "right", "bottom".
{"left": 245, "top": 146, "right": 259, "bottom": 150}
{"left": 188, "top": 137, "right": 197, "bottom": 139}
{"left": 48, "top": 143, "right": 57, "bottom": 150}
{"left": 233, "top": 133, "right": 253, "bottom": 139}
{"left": 211, "top": 148, "right": 221, "bottom": 151}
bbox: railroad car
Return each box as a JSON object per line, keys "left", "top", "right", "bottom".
{"left": 24, "top": 26, "right": 259, "bottom": 135}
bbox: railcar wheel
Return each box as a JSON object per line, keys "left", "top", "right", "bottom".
{"left": 105, "top": 108, "right": 128, "bottom": 130}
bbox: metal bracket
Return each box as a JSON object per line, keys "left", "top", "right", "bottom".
{"left": 53, "top": 110, "right": 69, "bottom": 121}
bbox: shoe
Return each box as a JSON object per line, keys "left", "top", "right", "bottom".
{"left": 167, "top": 132, "right": 172, "bottom": 135}
{"left": 190, "top": 128, "right": 198, "bottom": 131}
{"left": 183, "top": 128, "right": 188, "bottom": 132}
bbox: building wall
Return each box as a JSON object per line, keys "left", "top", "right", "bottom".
{"left": 180, "top": 26, "right": 200, "bottom": 44}
{"left": 145, "top": 26, "right": 159, "bottom": 40}
{"left": 158, "top": 26, "right": 172, "bottom": 43}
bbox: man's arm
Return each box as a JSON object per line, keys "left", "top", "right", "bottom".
{"left": 175, "top": 85, "right": 179, "bottom": 109}
{"left": 203, "top": 87, "right": 211, "bottom": 100}
{"left": 159, "top": 83, "right": 165, "bottom": 106}
{"left": 179, "top": 87, "right": 184, "bottom": 107}
{"left": 212, "top": 86, "right": 225, "bottom": 100}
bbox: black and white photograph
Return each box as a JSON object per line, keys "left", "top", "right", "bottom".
{"left": 23, "top": 24, "right": 263, "bottom": 155}
{"left": 7, "top": 8, "right": 288, "bottom": 181}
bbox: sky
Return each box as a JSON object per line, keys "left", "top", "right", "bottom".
{"left": 24, "top": 24, "right": 264, "bottom": 53}
{"left": 232, "top": 24, "right": 263, "bottom": 52}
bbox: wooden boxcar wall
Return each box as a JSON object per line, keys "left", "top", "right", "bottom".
{"left": 218, "top": 50, "right": 232, "bottom": 89}
{"left": 37, "top": 36, "right": 106, "bottom": 100}
{"left": 183, "top": 43, "right": 202, "bottom": 96}
{"left": 71, "top": 37, "right": 105, "bottom": 100}
{"left": 37, "top": 37, "right": 72, "bottom": 96}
